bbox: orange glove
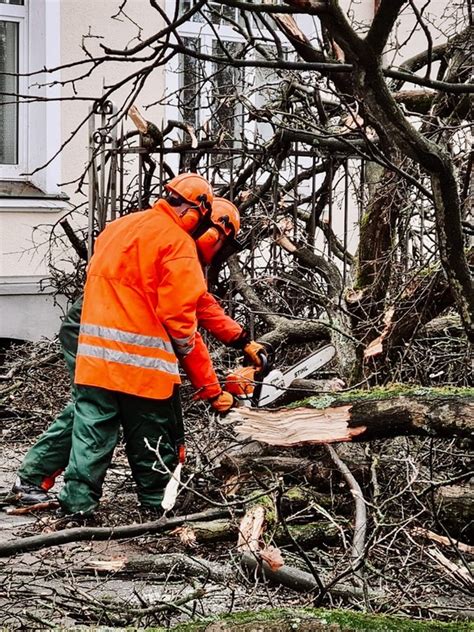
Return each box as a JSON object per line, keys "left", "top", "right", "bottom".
{"left": 243, "top": 341, "right": 267, "bottom": 368}
{"left": 209, "top": 391, "right": 235, "bottom": 414}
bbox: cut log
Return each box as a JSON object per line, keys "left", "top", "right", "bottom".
{"left": 435, "top": 484, "right": 474, "bottom": 540}
{"left": 167, "top": 518, "right": 340, "bottom": 548}
{"left": 228, "top": 387, "right": 473, "bottom": 447}
{"left": 86, "top": 553, "right": 235, "bottom": 584}
{"left": 240, "top": 552, "right": 380, "bottom": 601}
{"left": 218, "top": 452, "right": 370, "bottom": 491}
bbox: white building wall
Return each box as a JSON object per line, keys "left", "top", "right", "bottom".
{"left": 1, "top": 0, "right": 166, "bottom": 341}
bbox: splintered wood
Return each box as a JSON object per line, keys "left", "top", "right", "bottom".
{"left": 229, "top": 405, "right": 366, "bottom": 447}
{"left": 237, "top": 506, "right": 265, "bottom": 552}
{"left": 128, "top": 105, "right": 148, "bottom": 134}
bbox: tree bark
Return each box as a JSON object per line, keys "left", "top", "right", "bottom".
{"left": 435, "top": 484, "right": 474, "bottom": 541}
{"left": 0, "top": 508, "right": 231, "bottom": 558}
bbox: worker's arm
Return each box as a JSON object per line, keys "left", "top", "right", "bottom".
{"left": 156, "top": 256, "right": 221, "bottom": 399}
{"left": 179, "top": 332, "right": 221, "bottom": 400}
{"left": 197, "top": 291, "right": 267, "bottom": 368}
{"left": 196, "top": 291, "right": 244, "bottom": 345}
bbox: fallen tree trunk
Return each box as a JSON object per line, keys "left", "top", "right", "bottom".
{"left": 171, "top": 517, "right": 340, "bottom": 547}
{"left": 87, "top": 552, "right": 380, "bottom": 602}
{"left": 241, "top": 552, "right": 376, "bottom": 600}
{"left": 86, "top": 552, "right": 235, "bottom": 584}
{"left": 229, "top": 387, "right": 473, "bottom": 447}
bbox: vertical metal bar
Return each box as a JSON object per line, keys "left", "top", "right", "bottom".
{"left": 272, "top": 174, "right": 278, "bottom": 276}
{"left": 108, "top": 147, "right": 117, "bottom": 222}
{"left": 248, "top": 159, "right": 257, "bottom": 339}
{"left": 98, "top": 108, "right": 107, "bottom": 231}
{"left": 159, "top": 121, "right": 164, "bottom": 197}
{"left": 309, "top": 158, "right": 317, "bottom": 247}
{"left": 420, "top": 201, "right": 425, "bottom": 264}
{"left": 229, "top": 150, "right": 234, "bottom": 200}
{"left": 327, "top": 158, "right": 333, "bottom": 260}
{"left": 358, "top": 158, "right": 365, "bottom": 224}
{"left": 407, "top": 207, "right": 412, "bottom": 275}
{"left": 343, "top": 159, "right": 349, "bottom": 287}
{"left": 87, "top": 107, "right": 96, "bottom": 259}
{"left": 137, "top": 135, "right": 143, "bottom": 209}
{"left": 293, "top": 142, "right": 298, "bottom": 240}
{"left": 119, "top": 120, "right": 124, "bottom": 217}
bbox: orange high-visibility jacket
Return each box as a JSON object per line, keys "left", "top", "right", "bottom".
{"left": 75, "top": 199, "right": 243, "bottom": 400}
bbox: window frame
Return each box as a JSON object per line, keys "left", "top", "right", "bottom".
{"left": 0, "top": 0, "right": 63, "bottom": 201}
{"left": 0, "top": 0, "right": 28, "bottom": 180}
{"left": 165, "top": 0, "right": 252, "bottom": 142}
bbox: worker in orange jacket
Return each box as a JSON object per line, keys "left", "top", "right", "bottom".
{"left": 13, "top": 174, "right": 265, "bottom": 517}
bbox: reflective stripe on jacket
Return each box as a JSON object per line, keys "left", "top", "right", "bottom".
{"left": 75, "top": 199, "right": 220, "bottom": 400}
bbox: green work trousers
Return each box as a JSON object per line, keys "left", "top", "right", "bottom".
{"left": 58, "top": 385, "right": 183, "bottom": 514}
{"left": 19, "top": 295, "right": 184, "bottom": 513}
{"left": 18, "top": 297, "right": 83, "bottom": 488}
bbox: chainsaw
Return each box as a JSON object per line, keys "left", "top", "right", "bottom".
{"left": 225, "top": 344, "right": 336, "bottom": 408}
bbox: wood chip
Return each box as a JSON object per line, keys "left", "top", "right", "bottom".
{"left": 260, "top": 545, "right": 284, "bottom": 571}
{"left": 237, "top": 506, "right": 265, "bottom": 552}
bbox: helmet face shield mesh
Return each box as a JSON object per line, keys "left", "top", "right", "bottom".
{"left": 195, "top": 196, "right": 242, "bottom": 265}
{"left": 210, "top": 235, "right": 243, "bottom": 267}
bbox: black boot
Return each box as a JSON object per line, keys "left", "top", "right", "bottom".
{"left": 54, "top": 506, "right": 96, "bottom": 526}
{"left": 139, "top": 504, "right": 165, "bottom": 521}
{"left": 11, "top": 477, "right": 52, "bottom": 505}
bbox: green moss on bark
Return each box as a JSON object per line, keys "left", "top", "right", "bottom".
{"left": 288, "top": 385, "right": 474, "bottom": 410}
{"left": 163, "top": 606, "right": 473, "bottom": 631}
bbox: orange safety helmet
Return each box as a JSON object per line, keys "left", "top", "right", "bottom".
{"left": 196, "top": 197, "right": 241, "bottom": 265}
{"left": 164, "top": 173, "right": 214, "bottom": 234}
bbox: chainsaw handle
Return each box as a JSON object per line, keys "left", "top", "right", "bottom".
{"left": 251, "top": 352, "right": 270, "bottom": 407}
{"left": 256, "top": 351, "right": 269, "bottom": 377}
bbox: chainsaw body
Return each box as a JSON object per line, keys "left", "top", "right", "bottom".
{"left": 225, "top": 344, "right": 336, "bottom": 408}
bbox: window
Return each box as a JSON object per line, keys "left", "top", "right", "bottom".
{"left": 176, "top": 37, "right": 245, "bottom": 147}
{"left": 210, "top": 40, "right": 244, "bottom": 148}
{"left": 181, "top": 0, "right": 240, "bottom": 25}
{"left": 0, "top": 0, "right": 25, "bottom": 178}
{"left": 166, "top": 0, "right": 291, "bottom": 169}
{"left": 180, "top": 37, "right": 202, "bottom": 130}
{"left": 0, "top": 0, "right": 62, "bottom": 198}
{"left": 0, "top": 20, "right": 18, "bottom": 164}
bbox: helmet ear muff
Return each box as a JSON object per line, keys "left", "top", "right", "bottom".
{"left": 196, "top": 193, "right": 212, "bottom": 220}
{"left": 179, "top": 207, "right": 201, "bottom": 234}
{"left": 196, "top": 226, "right": 225, "bottom": 265}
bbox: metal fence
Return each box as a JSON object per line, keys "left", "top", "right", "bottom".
{"left": 87, "top": 102, "right": 437, "bottom": 298}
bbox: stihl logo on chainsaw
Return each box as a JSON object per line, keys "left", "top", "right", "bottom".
{"left": 225, "top": 344, "right": 336, "bottom": 408}
{"left": 294, "top": 365, "right": 309, "bottom": 378}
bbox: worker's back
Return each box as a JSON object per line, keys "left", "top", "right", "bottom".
{"left": 75, "top": 199, "right": 208, "bottom": 400}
